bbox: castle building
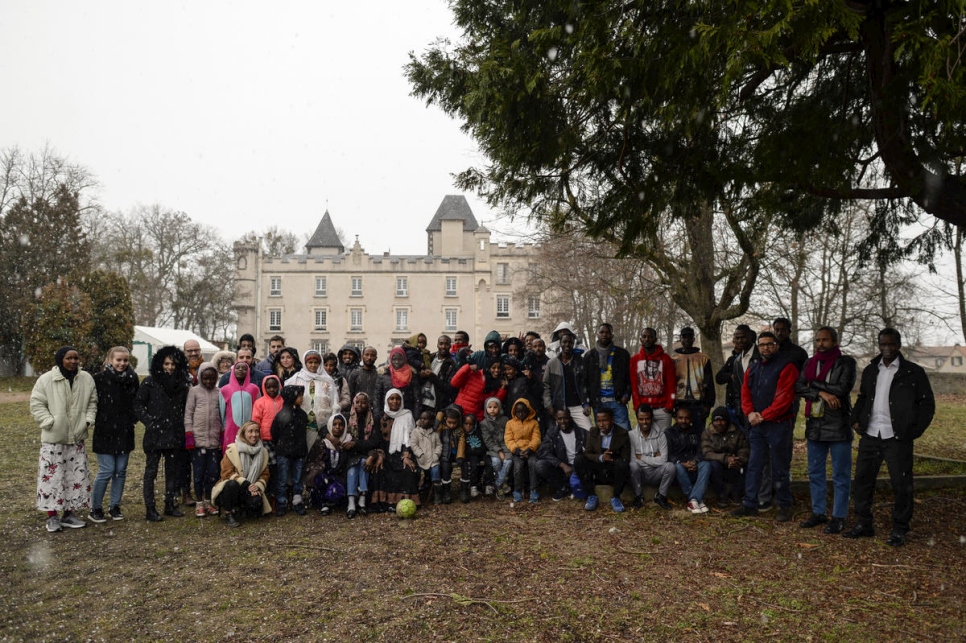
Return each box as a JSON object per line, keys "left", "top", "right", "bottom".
{"left": 233, "top": 195, "right": 544, "bottom": 356}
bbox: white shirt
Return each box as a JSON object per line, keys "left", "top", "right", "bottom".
{"left": 740, "top": 348, "right": 754, "bottom": 373}
{"left": 867, "top": 356, "right": 900, "bottom": 439}
{"left": 561, "top": 430, "right": 577, "bottom": 465}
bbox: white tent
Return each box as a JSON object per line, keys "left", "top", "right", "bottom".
{"left": 132, "top": 326, "right": 220, "bottom": 375}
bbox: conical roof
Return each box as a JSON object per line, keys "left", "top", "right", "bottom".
{"left": 305, "top": 211, "right": 344, "bottom": 252}
{"left": 425, "top": 195, "right": 479, "bottom": 232}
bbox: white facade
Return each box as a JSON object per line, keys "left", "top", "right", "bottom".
{"left": 233, "top": 196, "right": 546, "bottom": 356}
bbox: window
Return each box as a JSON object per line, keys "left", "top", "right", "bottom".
{"left": 269, "top": 276, "right": 282, "bottom": 297}
{"left": 445, "top": 308, "right": 458, "bottom": 331}
{"left": 479, "top": 239, "right": 485, "bottom": 251}
{"left": 315, "top": 276, "right": 327, "bottom": 297}
{"left": 954, "top": 356, "right": 964, "bottom": 367}
{"left": 269, "top": 309, "right": 282, "bottom": 331}
{"left": 496, "top": 295, "right": 510, "bottom": 319}
{"left": 445, "top": 276, "right": 457, "bottom": 297}
{"left": 351, "top": 276, "right": 363, "bottom": 297}
{"left": 346, "top": 340, "right": 365, "bottom": 352}
{"left": 396, "top": 276, "right": 408, "bottom": 297}
{"left": 314, "top": 308, "right": 327, "bottom": 331}
{"left": 350, "top": 308, "right": 363, "bottom": 331}
{"left": 496, "top": 263, "right": 510, "bottom": 284}
{"left": 395, "top": 308, "right": 409, "bottom": 331}
{"left": 312, "top": 340, "right": 328, "bottom": 354}
{"left": 528, "top": 296, "right": 541, "bottom": 319}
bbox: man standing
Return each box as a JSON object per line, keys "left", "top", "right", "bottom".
{"left": 256, "top": 335, "right": 285, "bottom": 375}
{"left": 543, "top": 331, "right": 592, "bottom": 430}
{"left": 629, "top": 328, "right": 677, "bottom": 430}
{"left": 183, "top": 339, "right": 204, "bottom": 385}
{"left": 730, "top": 331, "right": 798, "bottom": 522}
{"left": 672, "top": 326, "right": 715, "bottom": 430}
{"left": 348, "top": 346, "right": 380, "bottom": 405}
{"left": 794, "top": 327, "right": 856, "bottom": 534}
{"left": 218, "top": 347, "right": 264, "bottom": 389}
{"left": 846, "top": 328, "right": 934, "bottom": 546}
{"left": 715, "top": 325, "right": 759, "bottom": 430}
{"left": 773, "top": 317, "right": 808, "bottom": 371}
{"left": 575, "top": 408, "right": 631, "bottom": 513}
{"left": 583, "top": 323, "right": 632, "bottom": 430}
{"left": 419, "top": 335, "right": 458, "bottom": 418}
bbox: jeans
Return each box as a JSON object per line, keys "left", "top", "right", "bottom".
{"left": 596, "top": 399, "right": 631, "bottom": 431}
{"left": 346, "top": 461, "right": 369, "bottom": 497}
{"left": 421, "top": 464, "right": 441, "bottom": 483}
{"left": 675, "top": 460, "right": 711, "bottom": 502}
{"left": 92, "top": 452, "right": 130, "bottom": 509}
{"left": 511, "top": 454, "right": 539, "bottom": 493}
{"left": 853, "top": 434, "right": 914, "bottom": 532}
{"left": 191, "top": 448, "right": 221, "bottom": 500}
{"left": 490, "top": 455, "right": 512, "bottom": 487}
{"left": 275, "top": 455, "right": 305, "bottom": 507}
{"left": 743, "top": 421, "right": 793, "bottom": 509}
{"left": 806, "top": 439, "right": 852, "bottom": 519}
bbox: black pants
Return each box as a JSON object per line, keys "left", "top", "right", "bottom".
{"left": 463, "top": 455, "right": 486, "bottom": 486}
{"left": 708, "top": 459, "right": 745, "bottom": 500}
{"left": 534, "top": 459, "right": 570, "bottom": 491}
{"left": 574, "top": 453, "right": 629, "bottom": 497}
{"left": 215, "top": 479, "right": 265, "bottom": 516}
{"left": 143, "top": 449, "right": 186, "bottom": 508}
{"left": 439, "top": 430, "right": 453, "bottom": 482}
{"left": 853, "top": 434, "right": 914, "bottom": 532}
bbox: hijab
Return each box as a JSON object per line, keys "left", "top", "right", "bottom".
{"left": 348, "top": 392, "right": 374, "bottom": 440}
{"left": 324, "top": 413, "right": 347, "bottom": 469}
{"left": 383, "top": 387, "right": 415, "bottom": 454}
{"left": 388, "top": 346, "right": 413, "bottom": 389}
{"left": 55, "top": 346, "right": 77, "bottom": 385}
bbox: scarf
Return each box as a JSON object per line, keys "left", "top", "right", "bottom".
{"left": 388, "top": 346, "right": 413, "bottom": 389}
{"left": 324, "top": 413, "right": 347, "bottom": 470}
{"left": 384, "top": 387, "right": 415, "bottom": 454}
{"left": 55, "top": 346, "right": 77, "bottom": 385}
{"left": 595, "top": 341, "right": 614, "bottom": 371}
{"left": 804, "top": 347, "right": 842, "bottom": 416}
{"left": 236, "top": 433, "right": 264, "bottom": 484}
{"left": 349, "top": 392, "right": 374, "bottom": 440}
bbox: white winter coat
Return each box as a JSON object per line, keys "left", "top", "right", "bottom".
{"left": 30, "top": 367, "right": 97, "bottom": 444}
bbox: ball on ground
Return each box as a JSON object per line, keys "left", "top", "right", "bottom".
{"left": 396, "top": 499, "right": 417, "bottom": 518}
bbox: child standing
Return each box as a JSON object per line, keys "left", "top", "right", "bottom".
{"left": 459, "top": 413, "right": 488, "bottom": 502}
{"left": 252, "top": 375, "right": 283, "bottom": 506}
{"left": 90, "top": 346, "right": 139, "bottom": 523}
{"left": 410, "top": 410, "right": 443, "bottom": 503}
{"left": 220, "top": 361, "right": 260, "bottom": 450}
{"left": 505, "top": 398, "right": 542, "bottom": 504}
{"left": 480, "top": 396, "right": 511, "bottom": 499}
{"left": 184, "top": 362, "right": 223, "bottom": 517}
{"left": 271, "top": 384, "right": 308, "bottom": 516}
{"left": 436, "top": 404, "right": 466, "bottom": 504}
{"left": 31, "top": 346, "right": 97, "bottom": 532}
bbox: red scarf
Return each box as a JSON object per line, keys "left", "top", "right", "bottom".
{"left": 804, "top": 347, "right": 841, "bottom": 416}
{"left": 388, "top": 347, "right": 413, "bottom": 389}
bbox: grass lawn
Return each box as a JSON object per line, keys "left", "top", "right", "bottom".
{"left": 1, "top": 384, "right": 965, "bottom": 640}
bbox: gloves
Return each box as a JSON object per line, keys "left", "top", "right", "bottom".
{"left": 185, "top": 431, "right": 195, "bottom": 450}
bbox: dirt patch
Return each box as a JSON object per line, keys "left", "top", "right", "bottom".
{"left": 0, "top": 390, "right": 30, "bottom": 404}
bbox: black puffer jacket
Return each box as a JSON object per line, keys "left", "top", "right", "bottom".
{"left": 92, "top": 364, "right": 140, "bottom": 454}
{"left": 850, "top": 353, "right": 935, "bottom": 442}
{"left": 272, "top": 385, "right": 309, "bottom": 458}
{"left": 135, "top": 346, "right": 189, "bottom": 451}
{"left": 794, "top": 354, "right": 857, "bottom": 442}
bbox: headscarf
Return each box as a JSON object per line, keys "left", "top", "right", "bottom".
{"left": 55, "top": 346, "right": 77, "bottom": 385}
{"left": 383, "top": 387, "right": 415, "bottom": 454}
{"left": 235, "top": 423, "right": 264, "bottom": 484}
{"left": 388, "top": 346, "right": 413, "bottom": 389}
{"left": 324, "top": 413, "right": 347, "bottom": 469}
{"left": 348, "top": 392, "right": 374, "bottom": 440}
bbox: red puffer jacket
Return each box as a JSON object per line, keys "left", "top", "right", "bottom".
{"left": 451, "top": 364, "right": 506, "bottom": 421}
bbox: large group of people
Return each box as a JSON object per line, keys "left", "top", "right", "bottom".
{"left": 31, "top": 319, "right": 934, "bottom": 546}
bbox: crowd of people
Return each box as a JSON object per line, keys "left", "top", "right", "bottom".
{"left": 31, "top": 318, "right": 934, "bottom": 546}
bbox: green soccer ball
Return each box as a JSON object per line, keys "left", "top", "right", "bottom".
{"left": 396, "top": 499, "right": 417, "bottom": 518}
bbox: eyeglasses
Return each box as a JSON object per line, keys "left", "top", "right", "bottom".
{"left": 757, "top": 342, "right": 777, "bottom": 348}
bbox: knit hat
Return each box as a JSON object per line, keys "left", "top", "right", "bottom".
{"left": 711, "top": 406, "right": 729, "bottom": 421}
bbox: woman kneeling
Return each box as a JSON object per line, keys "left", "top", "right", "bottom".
{"left": 212, "top": 421, "right": 271, "bottom": 527}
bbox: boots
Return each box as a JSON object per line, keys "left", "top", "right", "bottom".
{"left": 181, "top": 490, "right": 197, "bottom": 506}
{"left": 145, "top": 506, "right": 163, "bottom": 522}
{"left": 163, "top": 500, "right": 184, "bottom": 518}
{"left": 441, "top": 480, "right": 452, "bottom": 504}
{"left": 459, "top": 479, "right": 471, "bottom": 503}
{"left": 433, "top": 481, "right": 443, "bottom": 505}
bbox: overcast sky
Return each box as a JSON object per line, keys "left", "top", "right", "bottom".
{"left": 0, "top": 1, "right": 521, "bottom": 254}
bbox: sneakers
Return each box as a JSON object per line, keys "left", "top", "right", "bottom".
{"left": 512, "top": 491, "right": 523, "bottom": 503}
{"left": 319, "top": 506, "right": 332, "bottom": 516}
{"left": 687, "top": 499, "right": 703, "bottom": 514}
{"left": 46, "top": 516, "right": 62, "bottom": 532}
{"left": 484, "top": 485, "right": 495, "bottom": 496}
{"left": 610, "top": 497, "right": 625, "bottom": 513}
{"left": 758, "top": 500, "right": 774, "bottom": 512}
{"left": 632, "top": 495, "right": 645, "bottom": 509}
{"left": 293, "top": 503, "right": 306, "bottom": 516}
{"left": 88, "top": 508, "right": 107, "bottom": 523}
{"left": 225, "top": 512, "right": 240, "bottom": 528}
{"left": 653, "top": 494, "right": 671, "bottom": 510}
{"left": 529, "top": 490, "right": 539, "bottom": 504}
{"left": 775, "top": 506, "right": 792, "bottom": 523}
{"left": 552, "top": 488, "right": 570, "bottom": 501}
{"left": 584, "top": 495, "right": 599, "bottom": 511}
{"left": 799, "top": 513, "right": 828, "bottom": 529}
{"left": 470, "top": 486, "right": 481, "bottom": 498}
{"left": 195, "top": 504, "right": 207, "bottom": 518}
{"left": 60, "top": 512, "right": 86, "bottom": 529}
{"left": 698, "top": 502, "right": 709, "bottom": 514}
{"left": 729, "top": 504, "right": 760, "bottom": 517}
{"left": 109, "top": 505, "right": 124, "bottom": 521}
{"left": 496, "top": 487, "right": 506, "bottom": 501}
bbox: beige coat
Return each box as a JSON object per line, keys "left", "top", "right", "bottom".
{"left": 211, "top": 443, "right": 272, "bottom": 514}
{"left": 30, "top": 367, "right": 97, "bottom": 444}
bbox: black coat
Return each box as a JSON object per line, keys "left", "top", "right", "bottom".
{"left": 135, "top": 346, "right": 189, "bottom": 452}
{"left": 666, "top": 424, "right": 703, "bottom": 463}
{"left": 850, "top": 353, "right": 935, "bottom": 442}
{"left": 716, "top": 348, "right": 760, "bottom": 417}
{"left": 271, "top": 405, "right": 309, "bottom": 458}
{"left": 583, "top": 345, "right": 632, "bottom": 407}
{"left": 537, "top": 424, "right": 588, "bottom": 467}
{"left": 92, "top": 365, "right": 140, "bottom": 454}
{"left": 794, "top": 354, "right": 857, "bottom": 442}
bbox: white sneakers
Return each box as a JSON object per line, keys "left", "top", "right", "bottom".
{"left": 687, "top": 500, "right": 710, "bottom": 514}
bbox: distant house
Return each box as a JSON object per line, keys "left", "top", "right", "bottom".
{"left": 903, "top": 345, "right": 966, "bottom": 373}
{"left": 132, "top": 326, "right": 219, "bottom": 375}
